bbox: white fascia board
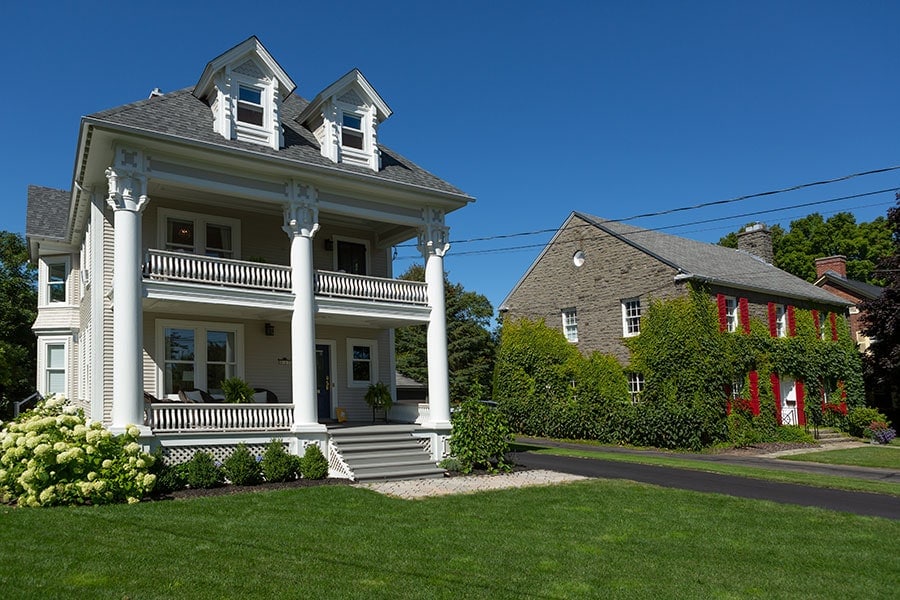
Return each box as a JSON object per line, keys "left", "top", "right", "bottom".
{"left": 297, "top": 69, "right": 393, "bottom": 125}
{"left": 316, "top": 296, "right": 431, "bottom": 325}
{"left": 143, "top": 281, "right": 294, "bottom": 311}
{"left": 672, "top": 273, "right": 854, "bottom": 308}
{"left": 498, "top": 212, "right": 578, "bottom": 312}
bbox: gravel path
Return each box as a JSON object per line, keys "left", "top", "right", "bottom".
{"left": 355, "top": 469, "right": 587, "bottom": 499}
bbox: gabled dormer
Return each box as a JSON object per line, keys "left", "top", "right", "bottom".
{"left": 297, "top": 69, "right": 392, "bottom": 172}
{"left": 193, "top": 36, "right": 296, "bottom": 150}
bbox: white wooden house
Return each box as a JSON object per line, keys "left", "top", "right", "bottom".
{"left": 25, "top": 37, "right": 473, "bottom": 480}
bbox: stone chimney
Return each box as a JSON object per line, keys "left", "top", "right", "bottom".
{"left": 815, "top": 255, "right": 847, "bottom": 278}
{"left": 736, "top": 223, "right": 773, "bottom": 264}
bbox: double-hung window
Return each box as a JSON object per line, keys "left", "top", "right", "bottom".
{"left": 775, "top": 304, "right": 787, "bottom": 338}
{"left": 347, "top": 338, "right": 378, "bottom": 387}
{"left": 40, "top": 257, "right": 70, "bottom": 305}
{"left": 341, "top": 113, "right": 364, "bottom": 150}
{"left": 622, "top": 298, "right": 642, "bottom": 337}
{"left": 724, "top": 297, "right": 738, "bottom": 333}
{"left": 160, "top": 209, "right": 240, "bottom": 260}
{"left": 159, "top": 321, "right": 242, "bottom": 398}
{"left": 628, "top": 373, "right": 644, "bottom": 404}
{"left": 562, "top": 308, "right": 578, "bottom": 342}
{"left": 237, "top": 85, "right": 264, "bottom": 126}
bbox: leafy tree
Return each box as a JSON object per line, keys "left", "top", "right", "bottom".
{"left": 0, "top": 231, "right": 37, "bottom": 419}
{"left": 394, "top": 265, "right": 496, "bottom": 403}
{"left": 719, "top": 212, "right": 892, "bottom": 284}
{"left": 861, "top": 198, "right": 900, "bottom": 422}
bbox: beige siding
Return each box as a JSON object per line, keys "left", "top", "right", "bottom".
{"left": 102, "top": 208, "right": 115, "bottom": 425}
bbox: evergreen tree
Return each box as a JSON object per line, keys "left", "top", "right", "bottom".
{"left": 394, "top": 265, "right": 496, "bottom": 403}
{"left": 0, "top": 231, "right": 37, "bottom": 418}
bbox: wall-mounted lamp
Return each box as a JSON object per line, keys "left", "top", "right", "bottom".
{"left": 264, "top": 323, "right": 275, "bottom": 336}
{"left": 277, "top": 357, "right": 291, "bottom": 365}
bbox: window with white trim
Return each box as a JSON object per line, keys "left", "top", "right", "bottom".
{"left": 341, "top": 112, "right": 364, "bottom": 150}
{"left": 731, "top": 378, "right": 744, "bottom": 400}
{"left": 724, "top": 296, "right": 738, "bottom": 333}
{"left": 237, "top": 85, "right": 264, "bottom": 126}
{"left": 628, "top": 373, "right": 644, "bottom": 404}
{"left": 562, "top": 308, "right": 578, "bottom": 342}
{"left": 622, "top": 298, "right": 642, "bottom": 337}
{"left": 39, "top": 257, "right": 70, "bottom": 306}
{"left": 334, "top": 237, "right": 369, "bottom": 275}
{"left": 775, "top": 304, "right": 787, "bottom": 338}
{"left": 347, "top": 338, "right": 377, "bottom": 387}
{"left": 158, "top": 321, "right": 243, "bottom": 398}
{"left": 37, "top": 338, "right": 69, "bottom": 397}
{"left": 159, "top": 209, "right": 240, "bottom": 259}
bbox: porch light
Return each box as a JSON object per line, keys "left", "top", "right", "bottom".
{"left": 264, "top": 323, "right": 275, "bottom": 336}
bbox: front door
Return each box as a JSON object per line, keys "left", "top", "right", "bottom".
{"left": 316, "top": 344, "right": 332, "bottom": 420}
{"left": 780, "top": 378, "right": 798, "bottom": 425}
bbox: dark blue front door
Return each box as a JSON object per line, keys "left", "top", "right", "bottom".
{"left": 316, "top": 344, "right": 331, "bottom": 420}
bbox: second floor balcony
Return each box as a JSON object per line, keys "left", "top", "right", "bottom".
{"left": 142, "top": 249, "right": 430, "bottom": 324}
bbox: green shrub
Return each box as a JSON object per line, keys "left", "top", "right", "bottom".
{"left": 773, "top": 426, "right": 815, "bottom": 444}
{"left": 438, "top": 457, "right": 462, "bottom": 472}
{"left": 0, "top": 395, "right": 156, "bottom": 506}
{"left": 449, "top": 400, "right": 512, "bottom": 473}
{"left": 221, "top": 377, "right": 255, "bottom": 404}
{"left": 260, "top": 440, "right": 296, "bottom": 482}
{"left": 222, "top": 444, "right": 261, "bottom": 485}
{"left": 847, "top": 407, "right": 890, "bottom": 438}
{"left": 148, "top": 447, "right": 188, "bottom": 494}
{"left": 184, "top": 452, "right": 222, "bottom": 489}
{"left": 299, "top": 444, "right": 328, "bottom": 480}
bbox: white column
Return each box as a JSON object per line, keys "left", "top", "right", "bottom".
{"left": 284, "top": 183, "right": 325, "bottom": 432}
{"left": 418, "top": 208, "right": 451, "bottom": 428}
{"left": 105, "top": 148, "right": 149, "bottom": 434}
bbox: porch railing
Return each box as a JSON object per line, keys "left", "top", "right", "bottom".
{"left": 145, "top": 403, "right": 294, "bottom": 433}
{"left": 315, "top": 270, "right": 428, "bottom": 305}
{"left": 143, "top": 249, "right": 429, "bottom": 305}
{"left": 143, "top": 250, "right": 292, "bottom": 292}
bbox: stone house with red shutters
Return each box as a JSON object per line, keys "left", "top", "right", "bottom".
{"left": 500, "top": 213, "right": 853, "bottom": 426}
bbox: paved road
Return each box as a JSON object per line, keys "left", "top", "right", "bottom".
{"left": 512, "top": 448, "right": 900, "bottom": 520}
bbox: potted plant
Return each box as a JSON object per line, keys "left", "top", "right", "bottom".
{"left": 364, "top": 381, "right": 393, "bottom": 423}
{"left": 221, "top": 377, "right": 254, "bottom": 404}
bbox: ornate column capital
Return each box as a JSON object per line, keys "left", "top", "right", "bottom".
{"left": 105, "top": 147, "right": 149, "bottom": 212}
{"left": 283, "top": 181, "right": 320, "bottom": 239}
{"left": 417, "top": 207, "right": 450, "bottom": 258}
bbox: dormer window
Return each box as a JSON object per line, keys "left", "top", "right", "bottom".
{"left": 237, "top": 86, "right": 264, "bottom": 126}
{"left": 341, "top": 113, "right": 364, "bottom": 150}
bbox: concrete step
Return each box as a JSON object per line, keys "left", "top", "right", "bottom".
{"left": 329, "top": 426, "right": 444, "bottom": 482}
{"left": 337, "top": 440, "right": 425, "bottom": 454}
{"left": 352, "top": 463, "right": 446, "bottom": 482}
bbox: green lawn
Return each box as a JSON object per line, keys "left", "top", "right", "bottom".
{"left": 1, "top": 482, "right": 898, "bottom": 599}
{"left": 781, "top": 446, "right": 900, "bottom": 469}
{"left": 527, "top": 446, "right": 900, "bottom": 496}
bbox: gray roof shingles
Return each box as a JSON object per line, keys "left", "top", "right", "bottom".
{"left": 576, "top": 212, "right": 850, "bottom": 306}
{"left": 817, "top": 272, "right": 883, "bottom": 300}
{"left": 26, "top": 186, "right": 70, "bottom": 240}
{"left": 87, "top": 88, "right": 470, "bottom": 198}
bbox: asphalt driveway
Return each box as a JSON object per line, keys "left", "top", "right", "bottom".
{"left": 512, "top": 443, "right": 900, "bottom": 520}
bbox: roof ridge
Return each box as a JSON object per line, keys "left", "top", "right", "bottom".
{"left": 89, "top": 87, "right": 195, "bottom": 119}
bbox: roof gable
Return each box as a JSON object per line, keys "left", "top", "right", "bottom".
{"left": 297, "top": 69, "right": 392, "bottom": 125}
{"left": 193, "top": 36, "right": 295, "bottom": 101}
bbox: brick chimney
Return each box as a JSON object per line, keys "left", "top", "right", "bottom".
{"left": 736, "top": 223, "right": 773, "bottom": 264}
{"left": 815, "top": 255, "right": 847, "bottom": 278}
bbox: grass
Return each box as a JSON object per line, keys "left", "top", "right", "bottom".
{"left": 781, "top": 446, "right": 900, "bottom": 469}
{"left": 526, "top": 446, "right": 900, "bottom": 496}
{"left": 1, "top": 481, "right": 898, "bottom": 599}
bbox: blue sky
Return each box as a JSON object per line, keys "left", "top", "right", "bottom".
{"left": 3, "top": 1, "right": 898, "bottom": 312}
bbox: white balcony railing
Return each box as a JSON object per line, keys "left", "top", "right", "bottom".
{"left": 144, "top": 250, "right": 291, "bottom": 292}
{"left": 143, "top": 249, "right": 428, "bottom": 306}
{"left": 315, "top": 270, "right": 428, "bottom": 305}
{"left": 145, "top": 403, "right": 294, "bottom": 433}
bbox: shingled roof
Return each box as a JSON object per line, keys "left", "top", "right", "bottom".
{"left": 815, "top": 271, "right": 883, "bottom": 301}
{"left": 575, "top": 212, "right": 850, "bottom": 306}
{"left": 86, "top": 87, "right": 470, "bottom": 198}
{"left": 26, "top": 185, "right": 70, "bottom": 241}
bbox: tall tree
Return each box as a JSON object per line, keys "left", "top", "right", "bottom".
{"left": 0, "top": 231, "right": 37, "bottom": 418}
{"left": 394, "top": 265, "right": 496, "bottom": 403}
{"left": 861, "top": 198, "right": 900, "bottom": 422}
{"left": 719, "top": 212, "right": 892, "bottom": 284}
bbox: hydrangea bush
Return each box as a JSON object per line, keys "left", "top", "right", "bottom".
{"left": 0, "top": 396, "right": 156, "bottom": 507}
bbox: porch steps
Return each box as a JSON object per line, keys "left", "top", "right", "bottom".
{"left": 329, "top": 425, "right": 446, "bottom": 482}
{"left": 816, "top": 428, "right": 852, "bottom": 444}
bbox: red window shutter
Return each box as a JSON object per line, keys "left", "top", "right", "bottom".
{"left": 796, "top": 380, "right": 806, "bottom": 426}
{"left": 811, "top": 310, "right": 819, "bottom": 336}
{"left": 716, "top": 294, "right": 727, "bottom": 332}
{"left": 749, "top": 370, "right": 760, "bottom": 416}
{"left": 739, "top": 298, "right": 751, "bottom": 334}
{"left": 767, "top": 302, "right": 777, "bottom": 337}
{"left": 829, "top": 312, "right": 838, "bottom": 341}
{"left": 787, "top": 305, "right": 796, "bottom": 337}
{"left": 771, "top": 373, "right": 782, "bottom": 425}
